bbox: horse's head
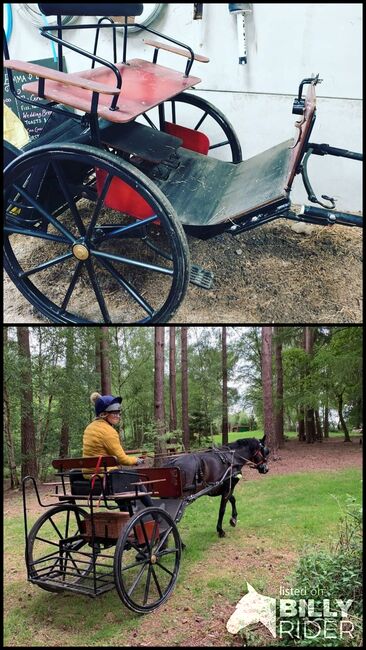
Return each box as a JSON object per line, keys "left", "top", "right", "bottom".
{"left": 230, "top": 436, "right": 270, "bottom": 474}
{"left": 255, "top": 435, "right": 270, "bottom": 474}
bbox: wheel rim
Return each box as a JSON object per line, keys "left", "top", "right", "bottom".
{"left": 4, "top": 144, "right": 190, "bottom": 324}
{"left": 139, "top": 92, "right": 242, "bottom": 163}
{"left": 114, "top": 507, "right": 181, "bottom": 613}
{"left": 27, "top": 505, "right": 94, "bottom": 591}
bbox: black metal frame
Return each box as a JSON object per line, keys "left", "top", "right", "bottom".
{"left": 3, "top": 16, "right": 198, "bottom": 149}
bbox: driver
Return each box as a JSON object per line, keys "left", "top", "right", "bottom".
{"left": 83, "top": 392, "right": 152, "bottom": 509}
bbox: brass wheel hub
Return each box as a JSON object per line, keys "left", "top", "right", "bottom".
{"left": 72, "top": 243, "right": 90, "bottom": 261}
{"left": 150, "top": 554, "right": 157, "bottom": 564}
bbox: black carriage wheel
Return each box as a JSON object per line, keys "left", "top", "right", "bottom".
{"left": 114, "top": 507, "right": 181, "bottom": 613}
{"left": 27, "top": 504, "right": 96, "bottom": 593}
{"left": 140, "top": 92, "right": 242, "bottom": 163}
{"left": 4, "top": 144, "right": 190, "bottom": 324}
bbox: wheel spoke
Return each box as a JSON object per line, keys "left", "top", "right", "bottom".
{"left": 143, "top": 565, "right": 153, "bottom": 605}
{"left": 60, "top": 262, "right": 84, "bottom": 312}
{"left": 96, "top": 215, "right": 159, "bottom": 240}
{"left": 85, "top": 259, "right": 112, "bottom": 323}
{"left": 4, "top": 224, "right": 68, "bottom": 244}
{"left": 209, "top": 140, "right": 230, "bottom": 150}
{"left": 194, "top": 111, "right": 209, "bottom": 131}
{"left": 143, "top": 238, "right": 173, "bottom": 262}
{"left": 47, "top": 516, "right": 64, "bottom": 540}
{"left": 127, "top": 561, "right": 148, "bottom": 597}
{"left": 19, "top": 252, "right": 74, "bottom": 278}
{"left": 96, "top": 257, "right": 155, "bottom": 316}
{"left": 12, "top": 184, "right": 77, "bottom": 244}
{"left": 140, "top": 112, "right": 158, "bottom": 129}
{"left": 156, "top": 525, "right": 174, "bottom": 553}
{"left": 51, "top": 160, "right": 86, "bottom": 236}
{"left": 171, "top": 100, "right": 176, "bottom": 124}
{"left": 34, "top": 536, "right": 60, "bottom": 548}
{"left": 150, "top": 565, "right": 163, "bottom": 598}
{"left": 155, "top": 561, "right": 175, "bottom": 578}
{"left": 86, "top": 172, "right": 114, "bottom": 239}
{"left": 92, "top": 249, "right": 174, "bottom": 276}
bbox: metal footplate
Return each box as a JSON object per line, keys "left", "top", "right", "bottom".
{"left": 189, "top": 264, "right": 214, "bottom": 289}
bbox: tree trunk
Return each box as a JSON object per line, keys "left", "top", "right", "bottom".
{"left": 4, "top": 329, "right": 19, "bottom": 489}
{"left": 323, "top": 404, "right": 330, "bottom": 438}
{"left": 59, "top": 329, "right": 74, "bottom": 458}
{"left": 100, "top": 326, "right": 111, "bottom": 394}
{"left": 169, "top": 326, "right": 177, "bottom": 433}
{"left": 274, "top": 327, "right": 285, "bottom": 448}
{"left": 314, "top": 409, "right": 323, "bottom": 441}
{"left": 297, "top": 407, "right": 306, "bottom": 441}
{"left": 181, "top": 326, "right": 190, "bottom": 451}
{"left": 222, "top": 326, "right": 229, "bottom": 446}
{"left": 261, "top": 327, "right": 275, "bottom": 451}
{"left": 338, "top": 392, "right": 351, "bottom": 442}
{"left": 17, "top": 327, "right": 38, "bottom": 481}
{"left": 154, "top": 327, "right": 167, "bottom": 464}
{"left": 304, "top": 326, "right": 317, "bottom": 443}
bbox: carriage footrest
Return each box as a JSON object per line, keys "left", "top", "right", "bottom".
{"left": 189, "top": 264, "right": 214, "bottom": 289}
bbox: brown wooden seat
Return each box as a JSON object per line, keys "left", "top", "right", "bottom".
{"left": 20, "top": 59, "right": 201, "bottom": 124}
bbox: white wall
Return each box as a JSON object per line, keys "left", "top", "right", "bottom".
{"left": 6, "top": 3, "right": 362, "bottom": 210}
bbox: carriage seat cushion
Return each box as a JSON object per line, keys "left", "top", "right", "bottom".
{"left": 69, "top": 469, "right": 141, "bottom": 496}
{"left": 69, "top": 469, "right": 102, "bottom": 496}
{"left": 38, "top": 4, "right": 143, "bottom": 17}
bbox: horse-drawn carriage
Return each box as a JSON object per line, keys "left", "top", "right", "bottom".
{"left": 22, "top": 437, "right": 269, "bottom": 612}
{"left": 4, "top": 4, "right": 362, "bottom": 323}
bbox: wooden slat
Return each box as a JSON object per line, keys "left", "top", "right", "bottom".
{"left": 4, "top": 60, "right": 120, "bottom": 95}
{"left": 46, "top": 491, "right": 153, "bottom": 500}
{"left": 144, "top": 39, "right": 209, "bottom": 63}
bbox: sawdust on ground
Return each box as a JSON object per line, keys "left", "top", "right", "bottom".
{"left": 3, "top": 215, "right": 362, "bottom": 324}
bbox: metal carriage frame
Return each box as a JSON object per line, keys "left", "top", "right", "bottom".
{"left": 22, "top": 454, "right": 232, "bottom": 613}
{"left": 3, "top": 3, "right": 363, "bottom": 324}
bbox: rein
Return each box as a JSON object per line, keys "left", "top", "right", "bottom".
{"left": 222, "top": 446, "right": 267, "bottom": 470}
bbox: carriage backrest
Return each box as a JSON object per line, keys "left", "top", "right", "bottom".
{"left": 286, "top": 80, "right": 317, "bottom": 190}
{"left": 52, "top": 456, "right": 118, "bottom": 474}
{"left": 38, "top": 4, "right": 143, "bottom": 17}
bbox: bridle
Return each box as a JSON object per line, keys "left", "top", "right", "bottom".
{"left": 230, "top": 444, "right": 269, "bottom": 470}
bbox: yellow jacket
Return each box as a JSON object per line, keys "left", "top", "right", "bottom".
{"left": 83, "top": 419, "right": 137, "bottom": 477}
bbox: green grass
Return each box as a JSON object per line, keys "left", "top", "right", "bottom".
{"left": 4, "top": 467, "right": 362, "bottom": 646}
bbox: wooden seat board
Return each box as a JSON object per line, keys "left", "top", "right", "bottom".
{"left": 22, "top": 59, "right": 201, "bottom": 124}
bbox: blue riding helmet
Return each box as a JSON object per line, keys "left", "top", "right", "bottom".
{"left": 95, "top": 395, "right": 122, "bottom": 416}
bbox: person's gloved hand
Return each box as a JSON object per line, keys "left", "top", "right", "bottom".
{"left": 135, "top": 457, "right": 144, "bottom": 465}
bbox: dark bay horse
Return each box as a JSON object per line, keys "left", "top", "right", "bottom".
{"left": 162, "top": 436, "right": 269, "bottom": 537}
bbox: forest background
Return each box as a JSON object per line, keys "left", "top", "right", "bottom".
{"left": 4, "top": 325, "right": 362, "bottom": 486}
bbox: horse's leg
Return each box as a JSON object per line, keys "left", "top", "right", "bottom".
{"left": 229, "top": 494, "right": 238, "bottom": 527}
{"left": 217, "top": 492, "right": 229, "bottom": 537}
{"left": 229, "top": 478, "right": 239, "bottom": 527}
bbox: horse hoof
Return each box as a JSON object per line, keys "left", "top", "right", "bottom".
{"left": 218, "top": 530, "right": 226, "bottom": 538}
{"left": 181, "top": 542, "right": 186, "bottom": 551}
{"left": 230, "top": 518, "right": 237, "bottom": 527}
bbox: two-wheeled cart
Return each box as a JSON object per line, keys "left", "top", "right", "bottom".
{"left": 23, "top": 455, "right": 229, "bottom": 612}
{"left": 4, "top": 4, "right": 362, "bottom": 323}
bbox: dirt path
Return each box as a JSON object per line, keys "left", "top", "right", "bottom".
{"left": 4, "top": 217, "right": 362, "bottom": 324}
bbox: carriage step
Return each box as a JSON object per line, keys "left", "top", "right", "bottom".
{"left": 189, "top": 264, "right": 214, "bottom": 289}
